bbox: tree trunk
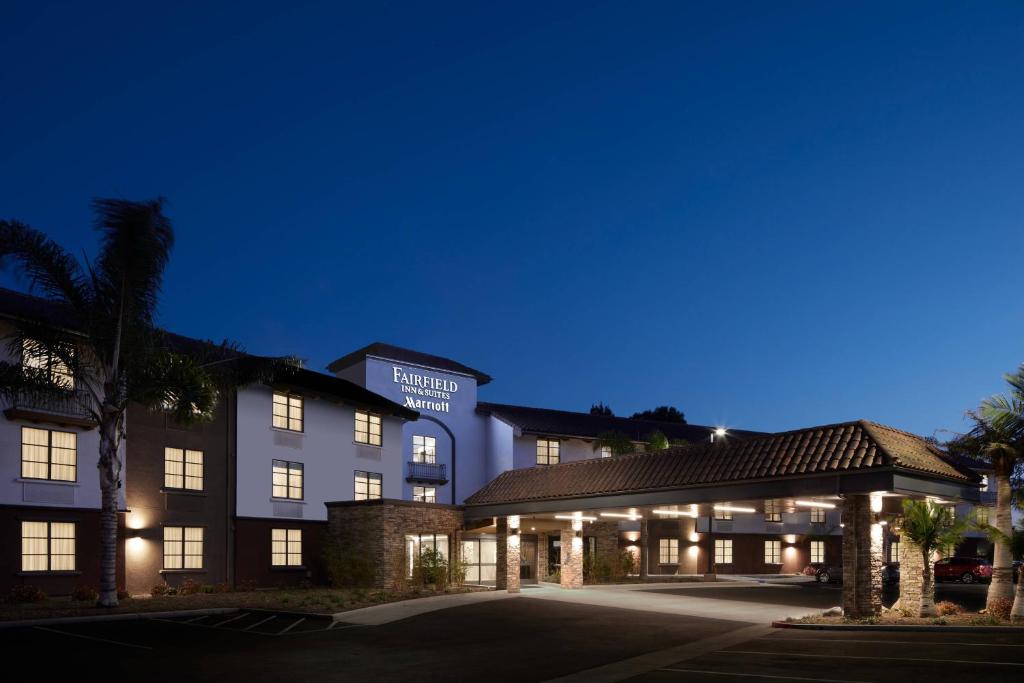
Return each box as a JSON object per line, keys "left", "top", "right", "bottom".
{"left": 97, "top": 416, "right": 120, "bottom": 607}
{"left": 1012, "top": 570, "right": 1024, "bottom": 623}
{"left": 987, "top": 469, "right": 1015, "bottom": 609}
{"left": 918, "top": 549, "right": 936, "bottom": 617}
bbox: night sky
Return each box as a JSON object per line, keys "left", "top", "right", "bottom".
{"left": 2, "top": 2, "right": 1022, "bottom": 438}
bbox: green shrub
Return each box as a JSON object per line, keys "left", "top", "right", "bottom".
{"left": 8, "top": 584, "right": 47, "bottom": 603}
{"left": 323, "top": 541, "right": 375, "bottom": 588}
{"left": 71, "top": 584, "right": 98, "bottom": 602}
{"left": 412, "top": 548, "right": 449, "bottom": 589}
{"left": 200, "top": 584, "right": 217, "bottom": 594}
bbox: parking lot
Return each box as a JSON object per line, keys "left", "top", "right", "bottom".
{"left": 4, "top": 583, "right": 1020, "bottom": 682}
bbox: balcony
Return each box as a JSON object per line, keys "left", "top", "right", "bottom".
{"left": 406, "top": 461, "right": 448, "bottom": 484}
{"left": 4, "top": 387, "right": 95, "bottom": 429}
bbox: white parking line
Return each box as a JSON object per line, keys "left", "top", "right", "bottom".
{"left": 277, "top": 617, "right": 305, "bottom": 634}
{"left": 211, "top": 613, "right": 250, "bottom": 627}
{"left": 762, "top": 637, "right": 1024, "bottom": 647}
{"left": 34, "top": 626, "right": 153, "bottom": 650}
{"left": 659, "top": 669, "right": 871, "bottom": 682}
{"left": 242, "top": 615, "right": 277, "bottom": 631}
{"left": 726, "top": 650, "right": 1024, "bottom": 666}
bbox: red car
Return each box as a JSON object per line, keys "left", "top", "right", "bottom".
{"left": 934, "top": 556, "right": 992, "bottom": 584}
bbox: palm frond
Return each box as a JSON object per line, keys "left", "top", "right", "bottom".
{"left": 0, "top": 220, "right": 89, "bottom": 310}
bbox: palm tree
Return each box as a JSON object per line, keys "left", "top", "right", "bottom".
{"left": 977, "top": 522, "right": 1024, "bottom": 621}
{"left": 898, "top": 499, "right": 971, "bottom": 617}
{"left": 0, "top": 199, "right": 293, "bottom": 607}
{"left": 955, "top": 365, "right": 1024, "bottom": 612}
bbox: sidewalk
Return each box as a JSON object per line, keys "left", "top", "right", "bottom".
{"left": 333, "top": 588, "right": 519, "bottom": 625}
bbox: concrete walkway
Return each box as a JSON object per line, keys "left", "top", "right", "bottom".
{"left": 334, "top": 581, "right": 828, "bottom": 626}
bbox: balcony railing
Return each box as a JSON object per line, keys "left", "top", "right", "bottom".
{"left": 406, "top": 461, "right": 448, "bottom": 484}
{"left": 4, "top": 387, "right": 95, "bottom": 427}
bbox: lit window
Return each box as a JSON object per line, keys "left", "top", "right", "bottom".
{"left": 271, "top": 529, "right": 302, "bottom": 566}
{"left": 405, "top": 533, "right": 449, "bottom": 577}
{"left": 413, "top": 486, "right": 436, "bottom": 503}
{"left": 355, "top": 410, "right": 382, "bottom": 446}
{"left": 980, "top": 475, "right": 989, "bottom": 492}
{"left": 941, "top": 543, "right": 956, "bottom": 558}
{"left": 163, "top": 526, "right": 203, "bottom": 569}
{"left": 714, "top": 506, "right": 733, "bottom": 521}
{"left": 355, "top": 470, "right": 382, "bottom": 500}
{"left": 21, "top": 427, "right": 76, "bottom": 482}
{"left": 811, "top": 540, "right": 826, "bottom": 563}
{"left": 764, "top": 540, "right": 781, "bottom": 564}
{"left": 461, "top": 538, "right": 497, "bottom": 584}
{"left": 600, "top": 446, "right": 612, "bottom": 459}
{"left": 164, "top": 447, "right": 203, "bottom": 491}
{"left": 21, "top": 521, "right": 75, "bottom": 572}
{"left": 659, "top": 538, "right": 679, "bottom": 564}
{"left": 272, "top": 391, "right": 303, "bottom": 431}
{"left": 412, "top": 435, "right": 436, "bottom": 463}
{"left": 764, "top": 500, "right": 782, "bottom": 523}
{"left": 976, "top": 506, "right": 990, "bottom": 526}
{"left": 810, "top": 507, "right": 826, "bottom": 523}
{"left": 536, "top": 438, "right": 560, "bottom": 465}
{"left": 22, "top": 338, "right": 74, "bottom": 389}
{"left": 272, "top": 460, "right": 303, "bottom": 499}
{"left": 714, "top": 539, "right": 733, "bottom": 564}
{"left": 888, "top": 539, "right": 899, "bottom": 563}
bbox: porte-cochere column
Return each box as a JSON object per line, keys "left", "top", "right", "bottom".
{"left": 841, "top": 493, "right": 883, "bottom": 618}
{"left": 496, "top": 516, "right": 521, "bottom": 593}
{"left": 560, "top": 517, "right": 584, "bottom": 589}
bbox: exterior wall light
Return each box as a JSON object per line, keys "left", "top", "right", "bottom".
{"left": 794, "top": 500, "right": 836, "bottom": 509}
{"left": 600, "top": 512, "right": 643, "bottom": 520}
{"left": 713, "top": 504, "right": 756, "bottom": 514}
{"left": 689, "top": 532, "right": 700, "bottom": 543}
{"left": 652, "top": 508, "right": 698, "bottom": 517}
{"left": 554, "top": 514, "right": 597, "bottom": 522}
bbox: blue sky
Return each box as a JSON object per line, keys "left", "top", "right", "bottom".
{"left": 2, "top": 1, "right": 1022, "bottom": 437}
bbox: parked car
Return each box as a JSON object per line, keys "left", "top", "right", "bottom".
{"left": 933, "top": 556, "right": 992, "bottom": 584}
{"left": 807, "top": 562, "right": 899, "bottom": 585}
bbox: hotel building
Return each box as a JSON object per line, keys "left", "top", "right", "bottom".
{"left": 0, "top": 288, "right": 997, "bottom": 598}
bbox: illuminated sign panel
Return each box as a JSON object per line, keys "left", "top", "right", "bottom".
{"left": 392, "top": 366, "right": 458, "bottom": 413}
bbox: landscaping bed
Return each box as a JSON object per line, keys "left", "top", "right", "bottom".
{"left": 787, "top": 613, "right": 1022, "bottom": 627}
{"left": 0, "top": 585, "right": 488, "bottom": 622}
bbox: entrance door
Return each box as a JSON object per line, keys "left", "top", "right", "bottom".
{"left": 520, "top": 537, "right": 538, "bottom": 584}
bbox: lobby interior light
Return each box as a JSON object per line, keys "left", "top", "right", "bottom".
{"left": 794, "top": 500, "right": 836, "bottom": 509}
{"left": 554, "top": 514, "right": 597, "bottom": 522}
{"left": 653, "top": 508, "right": 698, "bottom": 517}
{"left": 713, "top": 504, "right": 756, "bottom": 513}
{"left": 600, "top": 512, "right": 643, "bottom": 520}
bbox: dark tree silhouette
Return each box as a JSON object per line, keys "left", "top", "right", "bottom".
{"left": 631, "top": 405, "right": 686, "bottom": 423}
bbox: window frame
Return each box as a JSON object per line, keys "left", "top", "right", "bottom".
{"left": 714, "top": 506, "right": 733, "bottom": 521}
{"left": 536, "top": 438, "right": 560, "bottom": 465}
{"left": 412, "top": 435, "right": 436, "bottom": 463}
{"left": 164, "top": 447, "right": 204, "bottom": 491}
{"left": 21, "top": 426, "right": 77, "bottom": 482}
{"left": 599, "top": 446, "right": 612, "bottom": 459}
{"left": 809, "top": 507, "right": 826, "bottom": 524}
{"left": 21, "top": 338, "right": 75, "bottom": 390}
{"left": 355, "top": 410, "right": 383, "bottom": 447}
{"left": 810, "top": 540, "right": 826, "bottom": 564}
{"left": 354, "top": 470, "right": 382, "bottom": 501}
{"left": 271, "top": 528, "right": 303, "bottom": 567}
{"left": 714, "top": 539, "right": 733, "bottom": 564}
{"left": 21, "top": 520, "right": 76, "bottom": 572}
{"left": 764, "top": 540, "right": 782, "bottom": 564}
{"left": 764, "top": 500, "right": 782, "bottom": 523}
{"left": 272, "top": 391, "right": 304, "bottom": 432}
{"left": 412, "top": 485, "right": 436, "bottom": 503}
{"left": 162, "top": 525, "right": 204, "bottom": 570}
{"left": 272, "top": 459, "right": 304, "bottom": 500}
{"left": 888, "top": 539, "right": 899, "bottom": 564}
{"left": 658, "top": 538, "right": 680, "bottom": 564}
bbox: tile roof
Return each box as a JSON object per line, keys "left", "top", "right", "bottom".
{"left": 477, "top": 401, "right": 765, "bottom": 443}
{"left": 327, "top": 342, "right": 493, "bottom": 386}
{"left": 464, "top": 420, "right": 980, "bottom": 506}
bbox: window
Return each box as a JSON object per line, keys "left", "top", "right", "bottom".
{"left": 355, "top": 410, "right": 382, "bottom": 446}
{"left": 536, "top": 438, "right": 560, "bottom": 465}
{"left": 811, "top": 540, "right": 825, "bottom": 564}
{"left": 272, "top": 460, "right": 303, "bottom": 499}
{"left": 22, "top": 338, "right": 74, "bottom": 389}
{"left": 164, "top": 447, "right": 203, "bottom": 491}
{"left": 354, "top": 470, "right": 382, "bottom": 500}
{"left": 271, "top": 529, "right": 302, "bottom": 566}
{"left": 21, "top": 521, "right": 75, "bottom": 572}
{"left": 163, "top": 526, "right": 203, "bottom": 569}
{"left": 941, "top": 543, "right": 956, "bottom": 558}
{"left": 21, "top": 427, "right": 76, "bottom": 482}
{"left": 764, "top": 540, "right": 782, "bottom": 564}
{"left": 888, "top": 539, "right": 900, "bottom": 563}
{"left": 714, "top": 506, "right": 733, "bottom": 521}
{"left": 600, "top": 446, "right": 612, "bottom": 458}
{"left": 659, "top": 538, "right": 679, "bottom": 564}
{"left": 272, "top": 391, "right": 303, "bottom": 431}
{"left": 976, "top": 506, "right": 990, "bottom": 526}
{"left": 810, "top": 507, "right": 826, "bottom": 523}
{"left": 413, "top": 486, "right": 436, "bottom": 503}
{"left": 406, "top": 533, "right": 449, "bottom": 577}
{"left": 764, "top": 500, "right": 782, "bottom": 523}
{"left": 981, "top": 475, "right": 989, "bottom": 492}
{"left": 461, "top": 538, "right": 497, "bottom": 584}
{"left": 412, "top": 435, "right": 436, "bottom": 463}
{"left": 714, "top": 539, "right": 733, "bottom": 564}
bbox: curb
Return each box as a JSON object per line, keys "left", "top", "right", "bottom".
{"left": 771, "top": 620, "right": 1023, "bottom": 633}
{"left": 0, "top": 607, "right": 238, "bottom": 630}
